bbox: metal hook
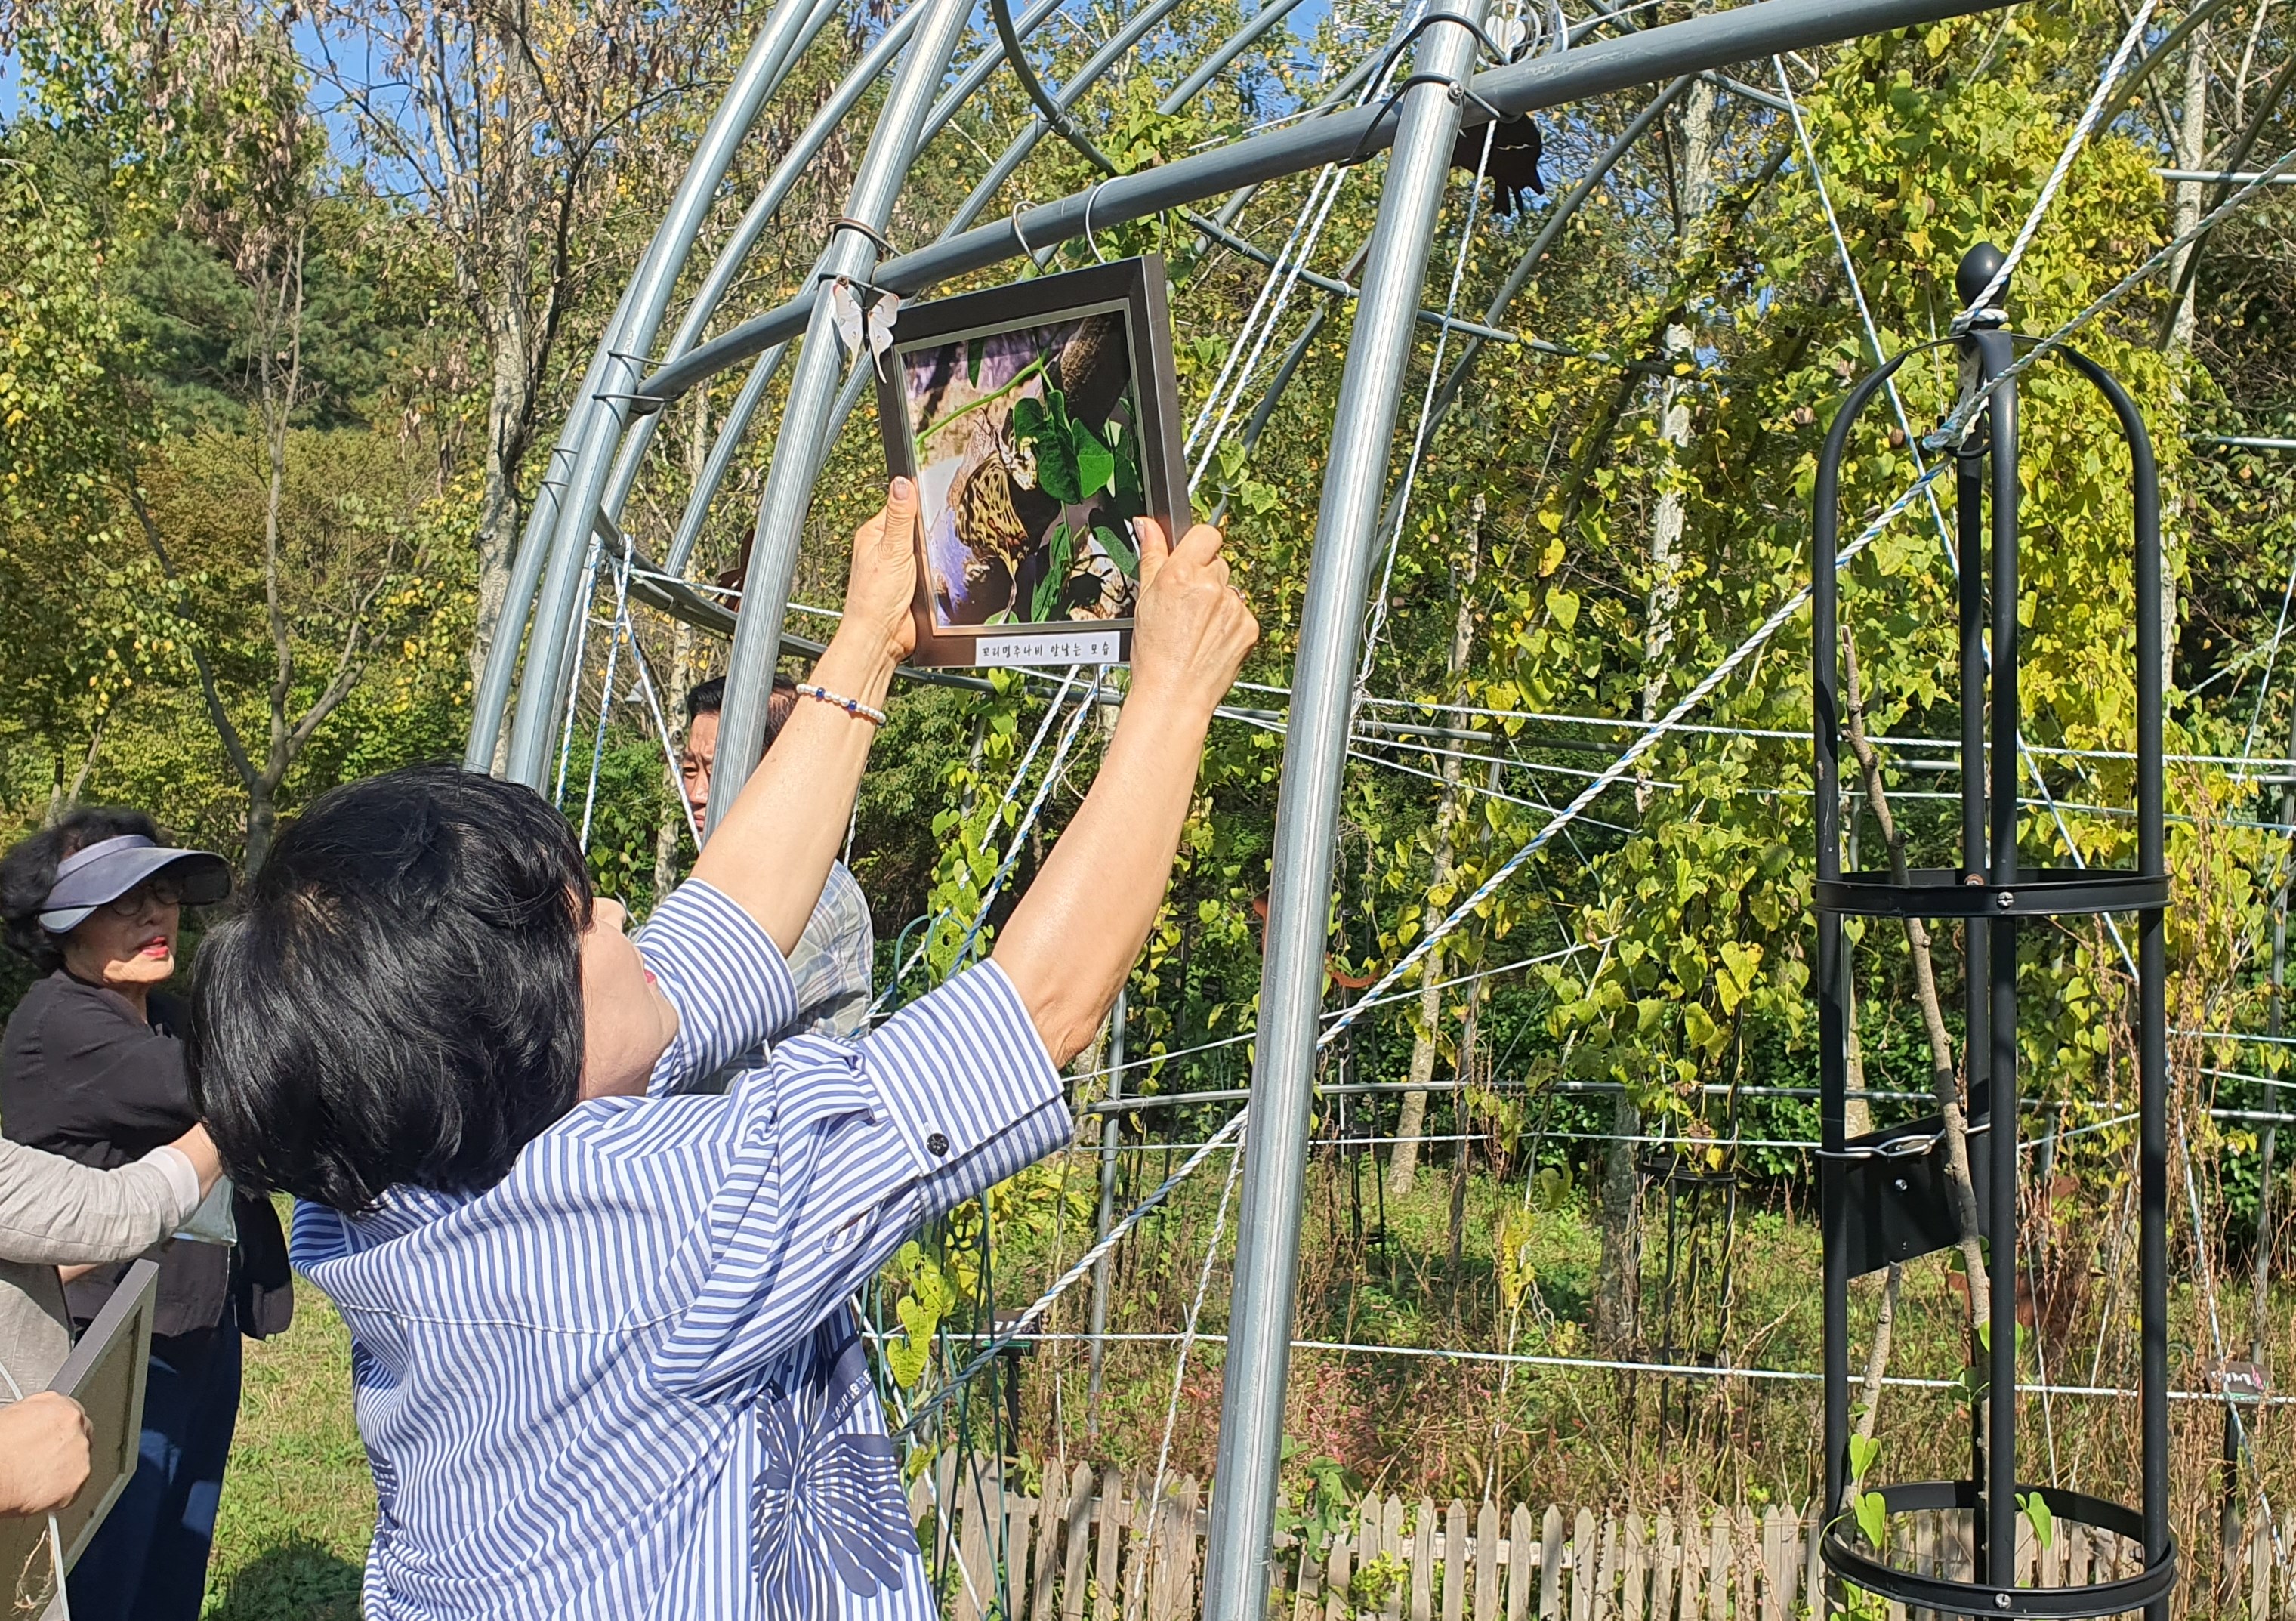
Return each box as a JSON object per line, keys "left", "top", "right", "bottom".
{"left": 1010, "top": 202, "right": 1038, "bottom": 258}
{"left": 813, "top": 267, "right": 896, "bottom": 303}
{"left": 829, "top": 215, "right": 896, "bottom": 256}
{"left": 1082, "top": 178, "right": 1112, "bottom": 265}
{"left": 1343, "top": 74, "right": 1465, "bottom": 167}
{"left": 1458, "top": 85, "right": 1508, "bottom": 126}
{"left": 1375, "top": 11, "right": 1508, "bottom": 83}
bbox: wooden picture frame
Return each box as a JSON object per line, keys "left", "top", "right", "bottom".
{"left": 0, "top": 1259, "right": 160, "bottom": 1619}
{"left": 875, "top": 255, "right": 1189, "bottom": 668}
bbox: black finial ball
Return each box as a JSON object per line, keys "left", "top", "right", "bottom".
{"left": 1957, "top": 242, "right": 2007, "bottom": 307}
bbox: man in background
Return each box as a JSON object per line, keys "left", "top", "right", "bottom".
{"left": 680, "top": 675, "right": 875, "bottom": 1039}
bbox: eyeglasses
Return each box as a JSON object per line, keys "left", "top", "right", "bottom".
{"left": 101, "top": 878, "right": 188, "bottom": 917}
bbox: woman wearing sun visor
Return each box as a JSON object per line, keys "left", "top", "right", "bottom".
{"left": 0, "top": 810, "right": 292, "bottom": 1621}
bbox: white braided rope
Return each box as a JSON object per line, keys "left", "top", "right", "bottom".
{"left": 1187, "top": 165, "right": 1356, "bottom": 476}
{"left": 1957, "top": 0, "right": 2163, "bottom": 325}
{"left": 577, "top": 543, "right": 637, "bottom": 851}
{"left": 896, "top": 1106, "right": 1250, "bottom": 1439}
{"left": 1184, "top": 2, "right": 1427, "bottom": 477}
{"left": 1927, "top": 141, "right": 2296, "bottom": 449}
{"left": 869, "top": 668, "right": 1089, "bottom": 1017}
{"left": 1356, "top": 110, "right": 1498, "bottom": 690}
{"left": 943, "top": 668, "right": 1104, "bottom": 965}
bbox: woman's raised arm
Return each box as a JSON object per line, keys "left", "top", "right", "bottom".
{"left": 992, "top": 519, "right": 1258, "bottom": 1064}
{"left": 692, "top": 480, "right": 919, "bottom": 955}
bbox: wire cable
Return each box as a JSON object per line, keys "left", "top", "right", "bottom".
{"left": 1319, "top": 459, "right": 1953, "bottom": 1050}
{"left": 1955, "top": 0, "right": 2163, "bottom": 323}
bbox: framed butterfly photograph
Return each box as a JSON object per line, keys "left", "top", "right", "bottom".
{"left": 873, "top": 255, "right": 1188, "bottom": 668}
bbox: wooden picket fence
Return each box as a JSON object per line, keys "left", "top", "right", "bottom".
{"left": 909, "top": 1466, "right": 2291, "bottom": 1620}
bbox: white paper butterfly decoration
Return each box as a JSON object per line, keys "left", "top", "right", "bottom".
{"left": 828, "top": 277, "right": 901, "bottom": 378}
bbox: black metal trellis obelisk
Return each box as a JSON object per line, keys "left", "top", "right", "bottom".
{"left": 1810, "top": 243, "right": 2177, "bottom": 1619}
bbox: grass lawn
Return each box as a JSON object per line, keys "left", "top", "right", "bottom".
{"left": 204, "top": 1271, "right": 371, "bottom": 1619}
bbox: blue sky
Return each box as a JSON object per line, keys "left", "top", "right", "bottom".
{"left": 2, "top": 0, "right": 1329, "bottom": 144}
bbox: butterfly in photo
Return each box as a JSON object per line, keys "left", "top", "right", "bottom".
{"left": 828, "top": 278, "right": 900, "bottom": 378}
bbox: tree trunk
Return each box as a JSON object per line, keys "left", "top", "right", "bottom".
{"left": 1841, "top": 632, "right": 1989, "bottom": 1321}
{"left": 1639, "top": 79, "right": 1711, "bottom": 771}
{"left": 1447, "top": 991, "right": 1480, "bottom": 1280}
{"left": 1675, "top": 76, "right": 1717, "bottom": 233}
{"left": 245, "top": 780, "right": 279, "bottom": 879}
{"left": 248, "top": 234, "right": 305, "bottom": 879}
{"left": 1598, "top": 88, "right": 1717, "bottom": 1354}
{"left": 1593, "top": 1086, "right": 1642, "bottom": 1351}
{"left": 48, "top": 708, "right": 113, "bottom": 825}
{"left": 469, "top": 287, "right": 537, "bottom": 697}
{"left": 1391, "top": 977, "right": 1442, "bottom": 1201}
{"left": 2167, "top": 26, "right": 2209, "bottom": 359}
{"left": 1844, "top": 990, "right": 1873, "bottom": 1138}
{"left": 1637, "top": 316, "right": 1693, "bottom": 816}
{"left": 1390, "top": 497, "right": 1483, "bottom": 1200}
{"left": 2155, "top": 21, "right": 2208, "bottom": 691}
{"left": 1855, "top": 1262, "right": 1903, "bottom": 1439}
{"left": 460, "top": 17, "right": 548, "bottom": 697}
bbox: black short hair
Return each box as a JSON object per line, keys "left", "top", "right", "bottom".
{"left": 1, "top": 808, "right": 163, "bottom": 974}
{"left": 187, "top": 764, "right": 591, "bottom": 1214}
{"left": 685, "top": 675, "right": 801, "bottom": 747}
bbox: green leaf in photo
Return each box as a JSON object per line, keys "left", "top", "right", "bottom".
{"left": 1073, "top": 418, "right": 1116, "bottom": 499}
{"left": 967, "top": 335, "right": 986, "bottom": 384}
{"left": 1032, "top": 520, "right": 1072, "bottom": 621}
{"left": 1024, "top": 387, "right": 1084, "bottom": 503}
{"left": 1109, "top": 395, "right": 1147, "bottom": 516}
{"left": 1094, "top": 522, "right": 1137, "bottom": 579}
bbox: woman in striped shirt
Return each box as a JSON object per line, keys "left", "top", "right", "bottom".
{"left": 186, "top": 477, "right": 1258, "bottom": 1619}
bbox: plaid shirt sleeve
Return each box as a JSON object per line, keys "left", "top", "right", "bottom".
{"left": 781, "top": 860, "right": 875, "bottom": 1039}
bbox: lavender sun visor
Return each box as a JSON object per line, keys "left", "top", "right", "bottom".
{"left": 38, "top": 835, "right": 231, "bottom": 934}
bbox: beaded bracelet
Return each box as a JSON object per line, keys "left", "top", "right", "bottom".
{"left": 795, "top": 682, "right": 888, "bottom": 727}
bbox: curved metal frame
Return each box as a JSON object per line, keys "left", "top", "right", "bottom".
{"left": 1822, "top": 1482, "right": 2178, "bottom": 1619}
{"left": 465, "top": 0, "right": 841, "bottom": 777}
{"left": 705, "top": 0, "right": 977, "bottom": 832}
{"left": 462, "top": 0, "right": 2020, "bottom": 1599}
{"left": 1203, "top": 9, "right": 1488, "bottom": 1610}
{"left": 631, "top": 0, "right": 1998, "bottom": 412}
{"left": 1811, "top": 261, "right": 2168, "bottom": 1619}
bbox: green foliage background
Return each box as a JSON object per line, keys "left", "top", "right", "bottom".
{"left": 7, "top": 0, "right": 2296, "bottom": 1598}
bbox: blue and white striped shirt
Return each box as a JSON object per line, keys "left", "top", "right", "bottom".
{"left": 292, "top": 879, "right": 1068, "bottom": 1619}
